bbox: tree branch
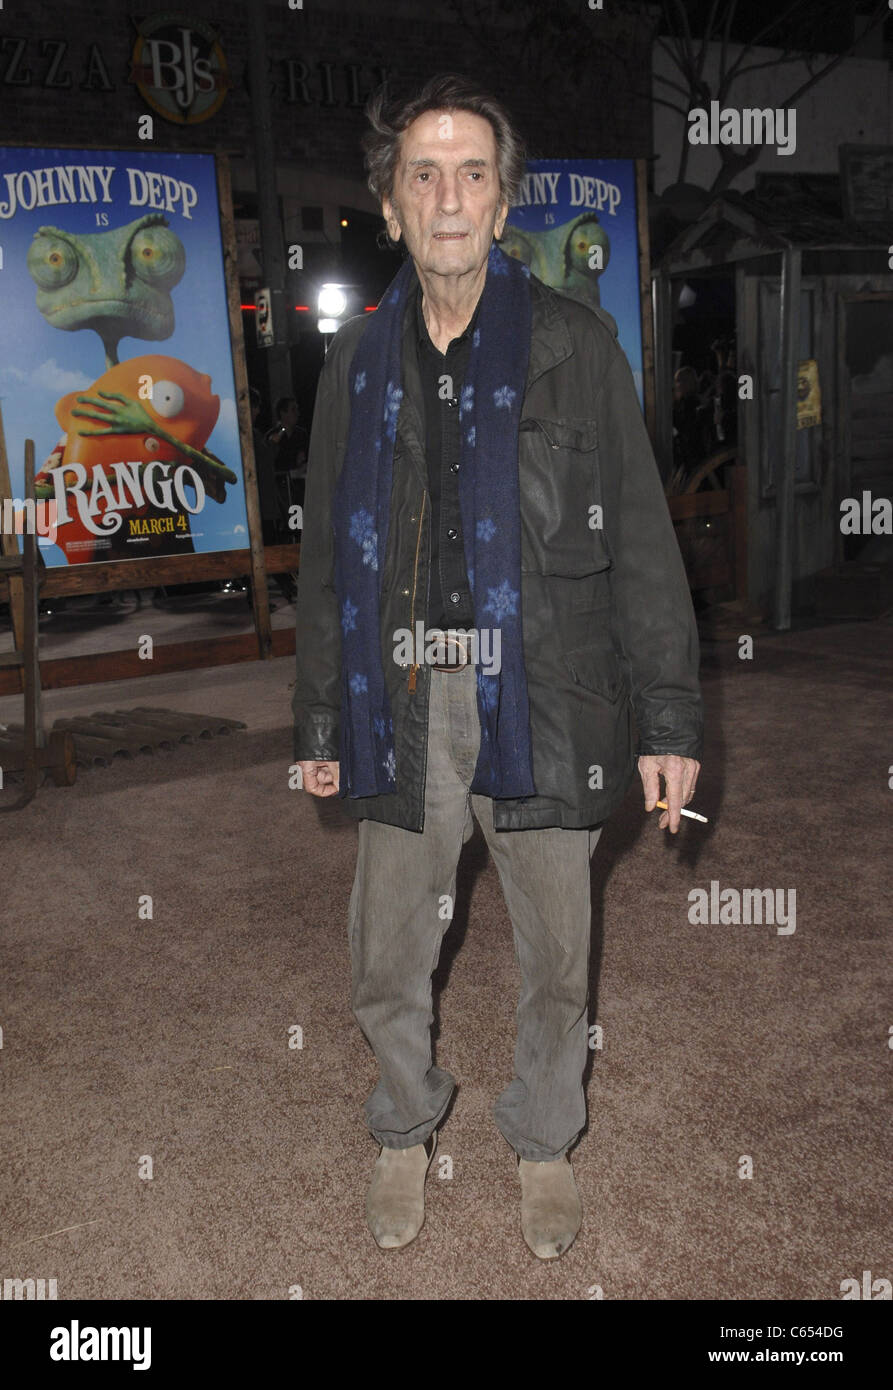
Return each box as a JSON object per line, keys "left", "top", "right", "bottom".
{"left": 653, "top": 93, "right": 689, "bottom": 117}
{"left": 654, "top": 70, "right": 695, "bottom": 101}
{"left": 728, "top": 54, "right": 809, "bottom": 80}
{"left": 777, "top": 1, "right": 890, "bottom": 109}
{"left": 695, "top": 0, "right": 723, "bottom": 88}
{"left": 719, "top": 0, "right": 739, "bottom": 85}
{"left": 722, "top": 0, "right": 810, "bottom": 87}
{"left": 669, "top": 0, "right": 699, "bottom": 83}
{"left": 661, "top": 1, "right": 694, "bottom": 86}
{"left": 654, "top": 34, "right": 693, "bottom": 84}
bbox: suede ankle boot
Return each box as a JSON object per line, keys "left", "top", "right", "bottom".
{"left": 366, "top": 1131, "right": 437, "bottom": 1249}
{"left": 518, "top": 1154, "right": 582, "bottom": 1260}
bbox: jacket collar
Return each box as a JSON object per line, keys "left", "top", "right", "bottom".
{"left": 525, "top": 275, "right": 574, "bottom": 390}
{"left": 397, "top": 265, "right": 574, "bottom": 482}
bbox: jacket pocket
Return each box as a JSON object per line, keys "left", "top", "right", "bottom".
{"left": 519, "top": 418, "right": 612, "bottom": 577}
{"left": 563, "top": 634, "right": 624, "bottom": 703}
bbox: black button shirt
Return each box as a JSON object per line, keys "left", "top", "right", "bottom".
{"left": 415, "top": 281, "right": 480, "bottom": 631}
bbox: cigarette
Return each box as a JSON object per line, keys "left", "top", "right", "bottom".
{"left": 655, "top": 799, "right": 708, "bottom": 823}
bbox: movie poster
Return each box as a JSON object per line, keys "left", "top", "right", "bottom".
{"left": 503, "top": 158, "right": 645, "bottom": 410}
{"left": 0, "top": 148, "right": 248, "bottom": 566}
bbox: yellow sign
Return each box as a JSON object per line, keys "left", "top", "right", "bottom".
{"left": 130, "top": 16, "right": 229, "bottom": 126}
{"left": 797, "top": 359, "right": 821, "bottom": 429}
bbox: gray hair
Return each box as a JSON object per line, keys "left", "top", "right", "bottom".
{"left": 361, "top": 73, "right": 527, "bottom": 248}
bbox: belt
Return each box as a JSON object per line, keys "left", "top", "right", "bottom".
{"left": 429, "top": 629, "right": 471, "bottom": 673}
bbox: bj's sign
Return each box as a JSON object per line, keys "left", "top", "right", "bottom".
{"left": 0, "top": 15, "right": 230, "bottom": 124}
{"left": 129, "top": 14, "right": 230, "bottom": 125}
{"left": 0, "top": 15, "right": 391, "bottom": 124}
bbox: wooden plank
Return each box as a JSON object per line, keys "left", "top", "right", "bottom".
{"left": 0, "top": 626, "right": 297, "bottom": 697}
{"left": 264, "top": 542, "right": 300, "bottom": 572}
{"left": 0, "top": 544, "right": 299, "bottom": 601}
{"left": 0, "top": 402, "right": 26, "bottom": 657}
{"left": 731, "top": 461, "right": 748, "bottom": 601}
{"left": 741, "top": 272, "right": 760, "bottom": 600}
{"left": 216, "top": 152, "right": 273, "bottom": 661}
{"left": 22, "top": 439, "right": 42, "bottom": 794}
{"left": 668, "top": 490, "right": 731, "bottom": 521}
{"left": 774, "top": 248, "right": 802, "bottom": 630}
{"left": 836, "top": 291, "right": 851, "bottom": 566}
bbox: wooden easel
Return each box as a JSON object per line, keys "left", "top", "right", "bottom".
{"left": 0, "top": 402, "right": 28, "bottom": 656}
{"left": 0, "top": 405, "right": 75, "bottom": 808}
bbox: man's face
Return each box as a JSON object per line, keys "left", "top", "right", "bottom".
{"left": 382, "top": 109, "right": 509, "bottom": 280}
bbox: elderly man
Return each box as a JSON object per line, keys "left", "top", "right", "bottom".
{"left": 293, "top": 74, "right": 703, "bottom": 1260}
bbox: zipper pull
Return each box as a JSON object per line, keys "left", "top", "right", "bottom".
{"left": 408, "top": 663, "right": 419, "bottom": 693}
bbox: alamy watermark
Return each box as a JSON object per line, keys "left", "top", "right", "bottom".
{"left": 2, "top": 1276, "right": 57, "bottom": 1299}
{"left": 688, "top": 881, "right": 796, "bottom": 935}
{"left": 687, "top": 102, "right": 796, "bottom": 157}
{"left": 393, "top": 623, "right": 501, "bottom": 675}
{"left": 1, "top": 498, "right": 57, "bottom": 545}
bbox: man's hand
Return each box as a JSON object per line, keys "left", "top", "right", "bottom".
{"left": 638, "top": 754, "right": 700, "bottom": 834}
{"left": 300, "top": 760, "right": 340, "bottom": 797}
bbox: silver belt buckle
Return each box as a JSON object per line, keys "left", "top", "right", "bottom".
{"left": 431, "top": 628, "right": 469, "bottom": 671}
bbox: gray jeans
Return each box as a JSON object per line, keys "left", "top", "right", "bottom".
{"left": 347, "top": 664, "right": 602, "bottom": 1162}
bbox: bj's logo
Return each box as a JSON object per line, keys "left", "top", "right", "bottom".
{"left": 129, "top": 15, "right": 230, "bottom": 125}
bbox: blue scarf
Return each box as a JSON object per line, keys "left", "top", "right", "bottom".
{"left": 333, "top": 242, "right": 536, "bottom": 802}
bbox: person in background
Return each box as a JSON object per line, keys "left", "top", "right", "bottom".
{"left": 266, "top": 396, "right": 309, "bottom": 532}
{"left": 247, "top": 387, "right": 296, "bottom": 606}
{"left": 710, "top": 337, "right": 738, "bottom": 449}
{"left": 672, "top": 364, "right": 712, "bottom": 481}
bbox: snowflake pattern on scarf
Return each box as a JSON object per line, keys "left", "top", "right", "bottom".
{"left": 349, "top": 508, "right": 378, "bottom": 570}
{"left": 482, "top": 579, "right": 519, "bottom": 621}
{"left": 383, "top": 381, "right": 403, "bottom": 440}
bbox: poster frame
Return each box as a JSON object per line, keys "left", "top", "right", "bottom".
{"left": 0, "top": 143, "right": 291, "bottom": 681}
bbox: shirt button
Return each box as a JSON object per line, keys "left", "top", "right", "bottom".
{"left": 449, "top": 591, "right": 461, "bottom": 605}
{"left": 448, "top": 397, "right": 458, "bottom": 408}
{"left": 449, "top": 462, "right": 460, "bottom": 473}
{"left": 447, "top": 527, "right": 458, "bottom": 540}
{"left": 402, "top": 587, "right": 410, "bottom": 596}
